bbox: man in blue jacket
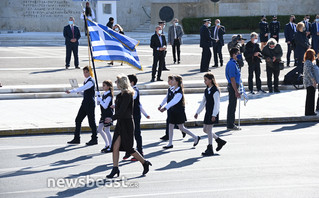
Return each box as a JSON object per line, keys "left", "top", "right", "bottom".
{"left": 311, "top": 15, "right": 319, "bottom": 54}
{"left": 284, "top": 15, "right": 297, "bottom": 67}
{"left": 200, "top": 19, "right": 213, "bottom": 72}
{"left": 63, "top": 16, "right": 81, "bottom": 69}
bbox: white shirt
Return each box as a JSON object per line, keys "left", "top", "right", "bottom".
{"left": 160, "top": 86, "right": 174, "bottom": 107}
{"left": 290, "top": 22, "right": 296, "bottom": 32}
{"left": 196, "top": 87, "right": 220, "bottom": 117}
{"left": 214, "top": 26, "right": 219, "bottom": 40}
{"left": 133, "top": 85, "right": 149, "bottom": 118}
{"left": 174, "top": 26, "right": 177, "bottom": 39}
{"left": 164, "top": 87, "right": 183, "bottom": 110}
{"left": 70, "top": 77, "right": 94, "bottom": 94}
{"left": 99, "top": 90, "right": 112, "bottom": 109}
{"left": 80, "top": 8, "right": 95, "bottom": 20}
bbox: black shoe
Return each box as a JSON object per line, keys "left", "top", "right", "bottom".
{"left": 274, "top": 89, "right": 280, "bottom": 93}
{"left": 106, "top": 167, "right": 120, "bottom": 178}
{"left": 250, "top": 91, "right": 255, "bottom": 95}
{"left": 123, "top": 153, "right": 131, "bottom": 160}
{"left": 150, "top": 78, "right": 155, "bottom": 82}
{"left": 212, "top": 65, "right": 218, "bottom": 68}
{"left": 142, "top": 160, "right": 152, "bottom": 175}
{"left": 67, "top": 138, "right": 80, "bottom": 144}
{"left": 305, "top": 113, "right": 317, "bottom": 116}
{"left": 269, "top": 89, "right": 273, "bottom": 93}
{"left": 182, "top": 132, "right": 186, "bottom": 138}
{"left": 178, "top": 61, "right": 180, "bottom": 64}
{"left": 157, "top": 78, "right": 163, "bottom": 81}
{"left": 227, "top": 126, "right": 241, "bottom": 131}
{"left": 160, "top": 135, "right": 169, "bottom": 141}
{"left": 75, "top": 66, "right": 80, "bottom": 69}
{"left": 202, "top": 145, "right": 214, "bottom": 156}
{"left": 215, "top": 138, "right": 227, "bottom": 152}
{"left": 163, "top": 68, "right": 170, "bottom": 71}
{"left": 86, "top": 139, "right": 98, "bottom": 146}
{"left": 220, "top": 63, "right": 223, "bottom": 67}
{"left": 163, "top": 145, "right": 173, "bottom": 149}
{"left": 174, "top": 61, "right": 176, "bottom": 64}
{"left": 101, "top": 146, "right": 110, "bottom": 153}
{"left": 193, "top": 136, "right": 201, "bottom": 147}
{"left": 108, "top": 62, "right": 113, "bottom": 66}
{"left": 65, "top": 66, "right": 69, "bottom": 69}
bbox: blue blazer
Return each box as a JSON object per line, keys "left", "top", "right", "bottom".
{"left": 284, "top": 23, "right": 296, "bottom": 42}
{"left": 63, "top": 25, "right": 81, "bottom": 45}
{"left": 200, "top": 25, "right": 213, "bottom": 48}
{"left": 311, "top": 22, "right": 319, "bottom": 38}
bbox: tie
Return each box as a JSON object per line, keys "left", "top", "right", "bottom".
{"left": 72, "top": 26, "right": 74, "bottom": 39}
{"left": 317, "top": 23, "right": 319, "bottom": 32}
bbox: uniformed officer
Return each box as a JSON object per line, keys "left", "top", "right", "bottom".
{"left": 269, "top": 15, "right": 280, "bottom": 42}
{"left": 259, "top": 15, "right": 269, "bottom": 50}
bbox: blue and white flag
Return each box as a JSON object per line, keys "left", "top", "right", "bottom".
{"left": 240, "top": 79, "right": 249, "bottom": 106}
{"left": 87, "top": 20, "right": 142, "bottom": 70}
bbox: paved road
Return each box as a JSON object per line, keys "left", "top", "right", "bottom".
{"left": 0, "top": 123, "right": 318, "bottom": 198}
{"left": 0, "top": 38, "right": 295, "bottom": 86}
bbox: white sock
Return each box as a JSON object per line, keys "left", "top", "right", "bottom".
{"left": 104, "top": 126, "right": 112, "bottom": 148}
{"left": 97, "top": 123, "right": 109, "bottom": 147}
{"left": 178, "top": 124, "right": 196, "bottom": 139}
{"left": 168, "top": 123, "right": 174, "bottom": 146}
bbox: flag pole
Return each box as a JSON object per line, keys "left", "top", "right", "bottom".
{"left": 238, "top": 96, "right": 241, "bottom": 128}
{"left": 83, "top": 11, "right": 100, "bottom": 92}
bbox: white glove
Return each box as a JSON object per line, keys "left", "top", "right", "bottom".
{"left": 97, "top": 96, "right": 102, "bottom": 102}
{"left": 96, "top": 91, "right": 101, "bottom": 96}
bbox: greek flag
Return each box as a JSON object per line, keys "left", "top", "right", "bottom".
{"left": 240, "top": 79, "right": 249, "bottom": 106}
{"left": 87, "top": 20, "right": 142, "bottom": 70}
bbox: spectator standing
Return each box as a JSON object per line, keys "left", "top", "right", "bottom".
{"left": 63, "top": 16, "right": 81, "bottom": 69}
{"left": 303, "top": 49, "right": 317, "bottom": 116}
{"left": 168, "top": 18, "right": 184, "bottom": 64}
{"left": 227, "top": 34, "right": 246, "bottom": 69}
{"left": 302, "top": 15, "right": 312, "bottom": 40}
{"left": 269, "top": 15, "right": 280, "bottom": 42}
{"left": 284, "top": 15, "right": 297, "bottom": 67}
{"left": 244, "top": 32, "right": 265, "bottom": 94}
{"left": 159, "top": 21, "right": 169, "bottom": 71}
{"left": 225, "top": 48, "right": 241, "bottom": 131}
{"left": 200, "top": 19, "right": 213, "bottom": 72}
{"left": 261, "top": 38, "right": 283, "bottom": 93}
{"left": 150, "top": 26, "right": 166, "bottom": 82}
{"left": 211, "top": 19, "right": 226, "bottom": 67}
{"left": 106, "top": 17, "right": 114, "bottom": 29}
{"left": 259, "top": 15, "right": 269, "bottom": 50}
{"left": 80, "top": 2, "right": 95, "bottom": 35}
{"left": 295, "top": 22, "right": 310, "bottom": 74}
{"left": 311, "top": 15, "right": 319, "bottom": 54}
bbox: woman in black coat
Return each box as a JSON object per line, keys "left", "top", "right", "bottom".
{"left": 294, "top": 22, "right": 310, "bottom": 74}
{"left": 105, "top": 74, "right": 152, "bottom": 178}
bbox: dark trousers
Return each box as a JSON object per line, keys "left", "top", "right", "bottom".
{"left": 66, "top": 43, "right": 79, "bottom": 67}
{"left": 296, "top": 52, "right": 305, "bottom": 74}
{"left": 74, "top": 104, "right": 97, "bottom": 140}
{"left": 271, "top": 34, "right": 279, "bottom": 42}
{"left": 200, "top": 47, "right": 211, "bottom": 72}
{"left": 152, "top": 52, "right": 165, "bottom": 79}
{"left": 266, "top": 66, "right": 280, "bottom": 92}
{"left": 248, "top": 62, "right": 262, "bottom": 91}
{"left": 286, "top": 43, "right": 296, "bottom": 66}
{"left": 133, "top": 116, "right": 143, "bottom": 154}
{"left": 316, "top": 85, "right": 319, "bottom": 111}
{"left": 213, "top": 41, "right": 223, "bottom": 66}
{"left": 305, "top": 86, "right": 316, "bottom": 115}
{"left": 227, "top": 83, "right": 239, "bottom": 128}
{"left": 172, "top": 39, "right": 181, "bottom": 62}
{"left": 313, "top": 36, "right": 319, "bottom": 54}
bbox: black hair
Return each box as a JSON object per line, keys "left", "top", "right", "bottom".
{"left": 83, "top": 66, "right": 89, "bottom": 72}
{"left": 127, "top": 74, "right": 138, "bottom": 85}
{"left": 103, "top": 80, "right": 114, "bottom": 97}
{"left": 109, "top": 17, "right": 114, "bottom": 21}
{"left": 204, "top": 72, "right": 219, "bottom": 91}
{"left": 229, "top": 48, "right": 239, "bottom": 57}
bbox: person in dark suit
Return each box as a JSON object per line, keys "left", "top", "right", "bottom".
{"left": 311, "top": 15, "right": 319, "bottom": 54}
{"left": 295, "top": 22, "right": 310, "bottom": 74}
{"left": 284, "top": 15, "right": 297, "bottom": 67}
{"left": 158, "top": 21, "right": 169, "bottom": 71}
{"left": 63, "top": 17, "right": 81, "bottom": 70}
{"left": 269, "top": 15, "right": 280, "bottom": 42}
{"left": 200, "top": 19, "right": 213, "bottom": 72}
{"left": 211, "top": 19, "right": 226, "bottom": 67}
{"left": 168, "top": 18, "right": 184, "bottom": 64}
{"left": 150, "top": 25, "right": 167, "bottom": 82}
{"left": 303, "top": 15, "right": 312, "bottom": 40}
{"left": 259, "top": 15, "right": 269, "bottom": 50}
{"left": 106, "top": 17, "right": 114, "bottom": 29}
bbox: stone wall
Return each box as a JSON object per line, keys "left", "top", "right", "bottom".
{"left": 0, "top": 0, "right": 88, "bottom": 32}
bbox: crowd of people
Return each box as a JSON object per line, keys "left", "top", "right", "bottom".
{"left": 62, "top": 12, "right": 319, "bottom": 178}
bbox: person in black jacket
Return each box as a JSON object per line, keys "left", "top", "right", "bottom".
{"left": 200, "top": 19, "right": 213, "bottom": 72}
{"left": 295, "top": 22, "right": 310, "bottom": 74}
{"left": 269, "top": 15, "right": 280, "bottom": 42}
{"left": 106, "top": 17, "right": 114, "bottom": 29}
{"left": 284, "top": 15, "right": 297, "bottom": 67}
{"left": 66, "top": 66, "right": 97, "bottom": 145}
{"left": 261, "top": 38, "right": 283, "bottom": 93}
{"left": 302, "top": 15, "right": 312, "bottom": 39}
{"left": 63, "top": 16, "right": 81, "bottom": 69}
{"left": 211, "top": 19, "right": 226, "bottom": 67}
{"left": 259, "top": 15, "right": 269, "bottom": 50}
{"left": 244, "top": 32, "right": 265, "bottom": 94}
{"left": 150, "top": 26, "right": 167, "bottom": 82}
{"left": 105, "top": 74, "right": 152, "bottom": 178}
